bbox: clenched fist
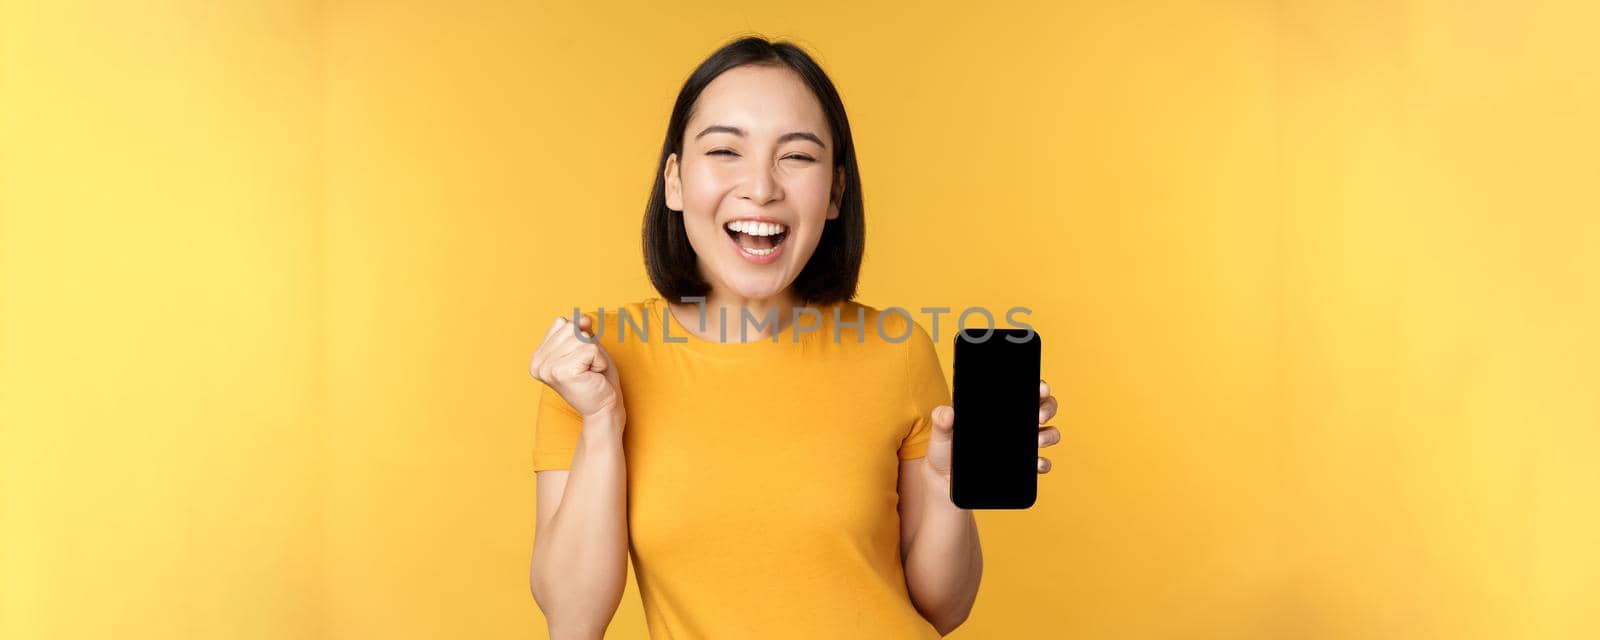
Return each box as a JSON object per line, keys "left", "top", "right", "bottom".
{"left": 529, "top": 313, "right": 626, "bottom": 423}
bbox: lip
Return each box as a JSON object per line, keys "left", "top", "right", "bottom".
{"left": 724, "top": 221, "right": 788, "bottom": 265}
{"left": 722, "top": 215, "right": 791, "bottom": 226}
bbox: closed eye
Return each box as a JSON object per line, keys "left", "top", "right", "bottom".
{"left": 707, "top": 149, "right": 816, "bottom": 162}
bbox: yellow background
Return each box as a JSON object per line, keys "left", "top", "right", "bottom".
{"left": 2, "top": 1, "right": 1596, "bottom": 637}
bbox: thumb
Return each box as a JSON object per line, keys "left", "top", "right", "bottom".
{"left": 556, "top": 341, "right": 605, "bottom": 380}
{"left": 584, "top": 342, "right": 621, "bottom": 389}
{"left": 932, "top": 405, "right": 955, "bottom": 438}
{"left": 600, "top": 351, "right": 622, "bottom": 390}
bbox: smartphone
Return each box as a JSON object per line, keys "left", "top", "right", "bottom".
{"left": 950, "top": 327, "right": 1042, "bottom": 509}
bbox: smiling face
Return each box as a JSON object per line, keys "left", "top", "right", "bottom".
{"left": 663, "top": 63, "right": 846, "bottom": 304}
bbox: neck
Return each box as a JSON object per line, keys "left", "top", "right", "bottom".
{"left": 670, "top": 288, "right": 802, "bottom": 343}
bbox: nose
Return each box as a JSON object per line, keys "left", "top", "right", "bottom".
{"left": 737, "top": 156, "right": 783, "bottom": 205}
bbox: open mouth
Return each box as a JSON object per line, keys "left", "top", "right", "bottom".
{"left": 723, "top": 219, "right": 790, "bottom": 257}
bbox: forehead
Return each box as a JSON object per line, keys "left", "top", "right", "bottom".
{"left": 687, "top": 64, "right": 830, "bottom": 145}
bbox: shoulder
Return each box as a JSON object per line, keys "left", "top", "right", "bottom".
{"left": 562, "top": 297, "right": 658, "bottom": 326}
{"left": 550, "top": 297, "right": 662, "bottom": 352}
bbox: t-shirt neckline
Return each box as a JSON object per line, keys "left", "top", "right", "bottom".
{"left": 652, "top": 296, "right": 840, "bottom": 352}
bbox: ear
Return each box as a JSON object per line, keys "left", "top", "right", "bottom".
{"left": 664, "top": 153, "right": 684, "bottom": 212}
{"left": 826, "top": 166, "right": 846, "bottom": 220}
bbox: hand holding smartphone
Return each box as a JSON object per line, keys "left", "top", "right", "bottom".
{"left": 950, "top": 327, "right": 1042, "bottom": 509}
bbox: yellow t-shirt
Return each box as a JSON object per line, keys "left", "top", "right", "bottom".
{"left": 532, "top": 296, "right": 950, "bottom": 639}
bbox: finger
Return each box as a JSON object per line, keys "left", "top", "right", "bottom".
{"left": 586, "top": 342, "right": 611, "bottom": 373}
{"left": 533, "top": 314, "right": 575, "bottom": 357}
{"left": 531, "top": 316, "right": 568, "bottom": 380}
{"left": 548, "top": 314, "right": 570, "bottom": 335}
{"left": 1038, "top": 426, "right": 1061, "bottom": 448}
{"left": 598, "top": 344, "right": 622, "bottom": 389}
{"left": 1039, "top": 395, "right": 1058, "bottom": 424}
{"left": 554, "top": 343, "right": 605, "bottom": 381}
{"left": 549, "top": 318, "right": 600, "bottom": 358}
{"left": 541, "top": 324, "right": 595, "bottom": 382}
{"left": 574, "top": 314, "right": 604, "bottom": 342}
{"left": 1039, "top": 379, "right": 1051, "bottom": 400}
{"left": 536, "top": 315, "right": 570, "bottom": 350}
{"left": 932, "top": 405, "right": 954, "bottom": 434}
{"left": 536, "top": 346, "right": 559, "bottom": 384}
{"left": 1037, "top": 456, "right": 1052, "bottom": 473}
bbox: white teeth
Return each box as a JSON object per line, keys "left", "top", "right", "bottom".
{"left": 725, "top": 220, "right": 788, "bottom": 236}
{"left": 743, "top": 245, "right": 776, "bottom": 255}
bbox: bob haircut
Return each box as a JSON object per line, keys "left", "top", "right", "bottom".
{"left": 642, "top": 36, "right": 865, "bottom": 306}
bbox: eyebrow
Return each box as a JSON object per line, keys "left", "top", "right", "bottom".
{"left": 694, "top": 124, "right": 826, "bottom": 149}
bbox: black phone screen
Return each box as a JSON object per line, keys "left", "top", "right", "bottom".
{"left": 950, "top": 327, "right": 1041, "bottom": 509}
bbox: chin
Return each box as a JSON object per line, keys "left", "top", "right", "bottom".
{"left": 720, "top": 271, "right": 792, "bottom": 301}
{"left": 730, "top": 283, "right": 789, "bottom": 302}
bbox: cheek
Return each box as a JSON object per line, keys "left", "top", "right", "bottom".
{"left": 681, "top": 164, "right": 732, "bottom": 210}
{"left": 783, "top": 171, "right": 836, "bottom": 224}
{"left": 680, "top": 162, "right": 834, "bottom": 217}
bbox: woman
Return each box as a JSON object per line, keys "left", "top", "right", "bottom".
{"left": 527, "top": 36, "right": 1062, "bottom": 639}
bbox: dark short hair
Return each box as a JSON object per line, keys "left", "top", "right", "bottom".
{"left": 642, "top": 35, "right": 865, "bottom": 306}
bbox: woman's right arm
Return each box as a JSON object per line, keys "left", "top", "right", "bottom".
{"left": 527, "top": 314, "right": 629, "bottom": 639}
{"left": 531, "top": 408, "right": 628, "bottom": 639}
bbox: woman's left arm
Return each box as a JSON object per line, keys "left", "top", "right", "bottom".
{"left": 899, "top": 380, "right": 1063, "bottom": 635}
{"left": 898, "top": 451, "right": 981, "bottom": 636}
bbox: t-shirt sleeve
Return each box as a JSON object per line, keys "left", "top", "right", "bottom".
{"left": 532, "top": 373, "right": 586, "bottom": 472}
{"left": 899, "top": 318, "right": 951, "bottom": 460}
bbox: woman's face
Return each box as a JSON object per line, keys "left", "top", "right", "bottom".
{"left": 664, "top": 63, "right": 845, "bottom": 303}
